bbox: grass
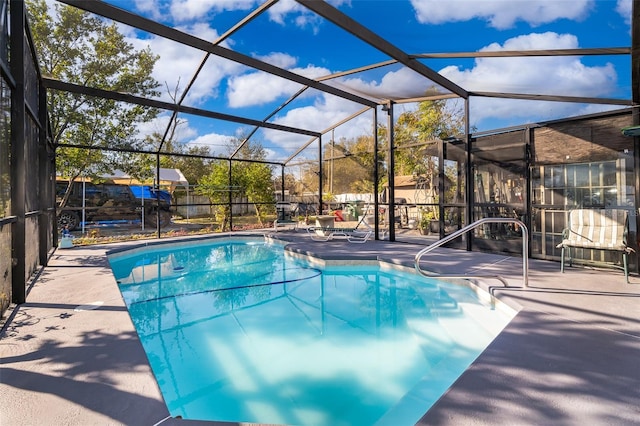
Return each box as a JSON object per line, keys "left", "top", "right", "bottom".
{"left": 67, "top": 215, "right": 278, "bottom": 246}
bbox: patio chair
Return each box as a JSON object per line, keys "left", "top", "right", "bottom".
{"left": 306, "top": 214, "right": 373, "bottom": 243}
{"left": 556, "top": 208, "right": 634, "bottom": 282}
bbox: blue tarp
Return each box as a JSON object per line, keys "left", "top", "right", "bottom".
{"left": 129, "top": 185, "right": 171, "bottom": 204}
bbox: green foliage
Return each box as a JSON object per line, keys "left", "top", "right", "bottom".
{"left": 396, "top": 99, "right": 465, "bottom": 143}
{"left": 27, "top": 0, "right": 161, "bottom": 183}
{"left": 388, "top": 99, "right": 466, "bottom": 179}
{"left": 242, "top": 162, "right": 276, "bottom": 207}
{"left": 231, "top": 138, "right": 275, "bottom": 222}
{"left": 196, "top": 161, "right": 233, "bottom": 199}
{"left": 299, "top": 163, "right": 320, "bottom": 194}
{"left": 419, "top": 209, "right": 436, "bottom": 229}
{"left": 274, "top": 173, "right": 300, "bottom": 195}
{"left": 195, "top": 137, "right": 275, "bottom": 231}
{"left": 322, "top": 192, "right": 336, "bottom": 203}
{"left": 323, "top": 134, "right": 378, "bottom": 194}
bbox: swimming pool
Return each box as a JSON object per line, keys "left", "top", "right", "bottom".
{"left": 108, "top": 237, "right": 515, "bottom": 426}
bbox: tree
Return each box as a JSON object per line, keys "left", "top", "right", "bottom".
{"left": 195, "top": 138, "right": 275, "bottom": 231}
{"left": 27, "top": 0, "right": 161, "bottom": 206}
{"left": 324, "top": 135, "right": 377, "bottom": 194}
{"left": 240, "top": 160, "right": 275, "bottom": 224}
{"left": 273, "top": 173, "right": 299, "bottom": 196}
{"left": 392, "top": 99, "right": 466, "bottom": 177}
{"left": 289, "top": 134, "right": 381, "bottom": 205}
{"left": 195, "top": 160, "right": 235, "bottom": 230}
{"left": 397, "top": 99, "right": 465, "bottom": 142}
{"left": 229, "top": 138, "right": 275, "bottom": 226}
{"left": 298, "top": 162, "right": 320, "bottom": 195}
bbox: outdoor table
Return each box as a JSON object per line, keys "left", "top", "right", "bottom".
{"left": 315, "top": 215, "right": 335, "bottom": 230}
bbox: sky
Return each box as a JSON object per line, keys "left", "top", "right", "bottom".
{"left": 91, "top": 0, "right": 633, "bottom": 163}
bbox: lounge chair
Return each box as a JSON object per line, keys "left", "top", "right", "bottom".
{"left": 306, "top": 214, "right": 373, "bottom": 243}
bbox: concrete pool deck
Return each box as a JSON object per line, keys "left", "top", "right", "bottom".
{"left": 1, "top": 231, "right": 639, "bottom": 425}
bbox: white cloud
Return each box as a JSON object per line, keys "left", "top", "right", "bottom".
{"left": 125, "top": 23, "right": 243, "bottom": 106}
{"left": 467, "top": 97, "right": 621, "bottom": 131}
{"left": 332, "top": 67, "right": 440, "bottom": 100}
{"left": 227, "top": 71, "right": 301, "bottom": 108}
{"left": 261, "top": 94, "right": 373, "bottom": 155}
{"left": 186, "top": 132, "right": 236, "bottom": 156}
{"left": 168, "top": 0, "right": 258, "bottom": 22}
{"left": 254, "top": 52, "right": 298, "bottom": 69}
{"left": 227, "top": 64, "right": 330, "bottom": 107}
{"left": 616, "top": 0, "right": 632, "bottom": 25}
{"left": 161, "top": 0, "right": 319, "bottom": 30}
{"left": 132, "top": 0, "right": 165, "bottom": 21}
{"left": 410, "top": 0, "right": 594, "bottom": 29}
{"left": 266, "top": 0, "right": 349, "bottom": 31}
{"left": 267, "top": 0, "right": 305, "bottom": 25}
{"left": 162, "top": 0, "right": 347, "bottom": 30}
{"left": 136, "top": 112, "right": 199, "bottom": 143}
{"left": 439, "top": 32, "right": 618, "bottom": 124}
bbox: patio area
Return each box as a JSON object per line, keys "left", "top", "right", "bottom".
{"left": 1, "top": 231, "right": 639, "bottom": 425}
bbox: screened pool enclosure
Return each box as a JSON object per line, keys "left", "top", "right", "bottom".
{"left": 2, "top": 0, "right": 640, "bottom": 315}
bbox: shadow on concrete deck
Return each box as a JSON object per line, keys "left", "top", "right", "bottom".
{"left": 1, "top": 232, "right": 639, "bottom": 425}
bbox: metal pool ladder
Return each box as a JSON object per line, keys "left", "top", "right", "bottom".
{"left": 414, "top": 218, "right": 529, "bottom": 288}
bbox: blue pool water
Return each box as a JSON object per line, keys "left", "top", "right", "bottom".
{"left": 108, "top": 237, "right": 515, "bottom": 426}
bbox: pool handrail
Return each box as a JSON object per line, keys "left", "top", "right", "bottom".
{"left": 414, "top": 218, "right": 529, "bottom": 288}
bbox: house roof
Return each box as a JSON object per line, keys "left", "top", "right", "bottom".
{"left": 108, "top": 168, "right": 189, "bottom": 186}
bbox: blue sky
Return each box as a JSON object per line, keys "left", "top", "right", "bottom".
{"left": 95, "top": 0, "right": 633, "bottom": 162}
